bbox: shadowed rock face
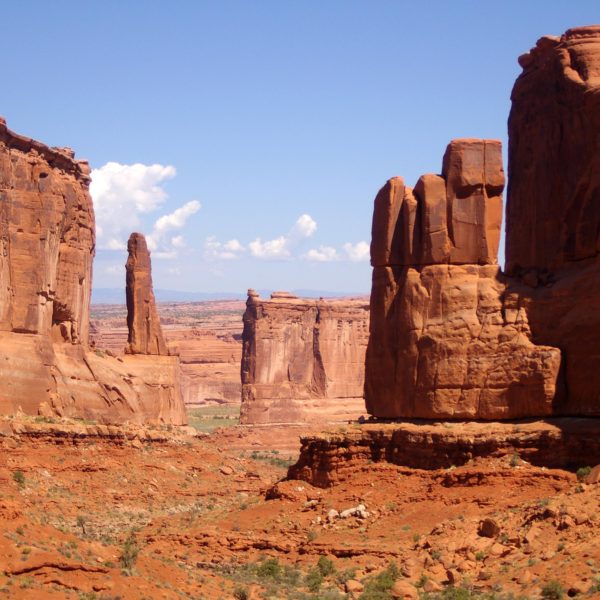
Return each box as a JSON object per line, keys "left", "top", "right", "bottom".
{"left": 240, "top": 291, "right": 369, "bottom": 424}
{"left": 366, "top": 26, "right": 600, "bottom": 419}
{"left": 126, "top": 233, "right": 169, "bottom": 355}
{"left": 0, "top": 118, "right": 186, "bottom": 425}
{"left": 506, "top": 26, "right": 600, "bottom": 273}
{"left": 365, "top": 140, "right": 560, "bottom": 420}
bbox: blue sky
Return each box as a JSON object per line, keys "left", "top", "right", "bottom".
{"left": 2, "top": 1, "right": 599, "bottom": 294}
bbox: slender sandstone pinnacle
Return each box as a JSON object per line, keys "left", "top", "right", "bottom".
{"left": 125, "top": 233, "right": 169, "bottom": 356}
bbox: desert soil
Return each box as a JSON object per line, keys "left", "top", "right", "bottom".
{"left": 1, "top": 416, "right": 599, "bottom": 600}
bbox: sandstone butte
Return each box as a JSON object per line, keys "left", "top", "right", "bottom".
{"left": 365, "top": 26, "right": 600, "bottom": 420}
{"left": 240, "top": 290, "right": 369, "bottom": 424}
{"left": 0, "top": 118, "right": 186, "bottom": 425}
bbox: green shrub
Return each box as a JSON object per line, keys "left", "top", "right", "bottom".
{"left": 576, "top": 466, "right": 592, "bottom": 482}
{"left": 317, "top": 555, "right": 336, "bottom": 577}
{"left": 541, "top": 580, "right": 564, "bottom": 600}
{"left": 256, "top": 557, "right": 281, "bottom": 581}
{"left": 233, "top": 587, "right": 249, "bottom": 600}
{"left": 359, "top": 562, "right": 399, "bottom": 599}
{"left": 12, "top": 471, "right": 25, "bottom": 488}
{"left": 305, "top": 567, "right": 324, "bottom": 592}
{"left": 119, "top": 533, "right": 140, "bottom": 574}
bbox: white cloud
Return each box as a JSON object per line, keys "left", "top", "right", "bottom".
{"left": 343, "top": 241, "right": 370, "bottom": 262}
{"left": 248, "top": 214, "right": 317, "bottom": 260}
{"left": 304, "top": 245, "right": 339, "bottom": 262}
{"left": 90, "top": 162, "right": 177, "bottom": 250}
{"left": 248, "top": 235, "right": 289, "bottom": 259}
{"left": 290, "top": 214, "right": 317, "bottom": 239}
{"left": 146, "top": 200, "right": 201, "bottom": 255}
{"left": 204, "top": 236, "right": 246, "bottom": 260}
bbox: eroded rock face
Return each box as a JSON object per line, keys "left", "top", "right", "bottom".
{"left": 366, "top": 26, "right": 600, "bottom": 419}
{"left": 126, "top": 233, "right": 169, "bottom": 355}
{"left": 371, "top": 139, "right": 503, "bottom": 268}
{"left": 365, "top": 140, "right": 561, "bottom": 419}
{"left": 505, "top": 26, "right": 600, "bottom": 416}
{"left": 0, "top": 117, "right": 94, "bottom": 342}
{"left": 506, "top": 26, "right": 600, "bottom": 273}
{"left": 0, "top": 118, "right": 186, "bottom": 425}
{"left": 240, "top": 291, "right": 369, "bottom": 424}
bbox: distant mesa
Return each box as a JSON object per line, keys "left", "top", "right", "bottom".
{"left": 0, "top": 118, "right": 186, "bottom": 425}
{"left": 240, "top": 290, "right": 369, "bottom": 424}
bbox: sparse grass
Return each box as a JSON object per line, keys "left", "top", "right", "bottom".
{"left": 187, "top": 405, "right": 240, "bottom": 433}
{"left": 119, "top": 532, "right": 141, "bottom": 574}
{"left": 249, "top": 450, "right": 295, "bottom": 469}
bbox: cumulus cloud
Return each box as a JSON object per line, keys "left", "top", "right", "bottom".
{"left": 204, "top": 236, "right": 246, "bottom": 260}
{"left": 248, "top": 214, "right": 317, "bottom": 259}
{"left": 146, "top": 200, "right": 201, "bottom": 256}
{"left": 343, "top": 241, "right": 370, "bottom": 262}
{"left": 304, "top": 245, "right": 339, "bottom": 262}
{"left": 90, "top": 162, "right": 200, "bottom": 258}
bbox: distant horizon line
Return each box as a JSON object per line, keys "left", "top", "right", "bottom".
{"left": 91, "top": 286, "right": 370, "bottom": 305}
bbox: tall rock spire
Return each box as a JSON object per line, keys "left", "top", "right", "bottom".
{"left": 125, "top": 233, "right": 169, "bottom": 355}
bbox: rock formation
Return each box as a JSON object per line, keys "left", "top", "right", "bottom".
{"left": 240, "top": 290, "right": 369, "bottom": 424}
{"left": 125, "top": 233, "right": 169, "bottom": 355}
{"left": 366, "top": 26, "right": 600, "bottom": 420}
{"left": 504, "top": 26, "right": 600, "bottom": 416}
{"left": 365, "top": 139, "right": 560, "bottom": 419}
{"left": 0, "top": 118, "right": 186, "bottom": 425}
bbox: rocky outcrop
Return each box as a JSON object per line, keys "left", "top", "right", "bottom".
{"left": 366, "top": 26, "right": 600, "bottom": 420}
{"left": 365, "top": 140, "right": 560, "bottom": 419}
{"left": 240, "top": 291, "right": 369, "bottom": 424}
{"left": 125, "top": 233, "right": 169, "bottom": 355}
{"left": 504, "top": 26, "right": 600, "bottom": 416}
{"left": 0, "top": 118, "right": 186, "bottom": 425}
{"left": 288, "top": 419, "right": 600, "bottom": 487}
{"left": 506, "top": 26, "right": 600, "bottom": 273}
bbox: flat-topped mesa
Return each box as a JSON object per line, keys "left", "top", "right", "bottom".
{"left": 371, "top": 139, "right": 504, "bottom": 268}
{"left": 506, "top": 25, "right": 600, "bottom": 274}
{"left": 240, "top": 290, "right": 369, "bottom": 424}
{"left": 365, "top": 141, "right": 561, "bottom": 420}
{"left": 0, "top": 118, "right": 186, "bottom": 425}
{"left": 125, "top": 233, "right": 169, "bottom": 355}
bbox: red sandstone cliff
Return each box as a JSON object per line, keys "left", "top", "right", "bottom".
{"left": 504, "top": 26, "right": 600, "bottom": 416}
{"left": 0, "top": 118, "right": 186, "bottom": 425}
{"left": 240, "top": 291, "right": 369, "bottom": 424}
{"left": 365, "top": 140, "right": 561, "bottom": 419}
{"left": 366, "top": 26, "right": 600, "bottom": 420}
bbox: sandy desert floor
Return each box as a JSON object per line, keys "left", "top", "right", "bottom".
{"left": 1, "top": 416, "right": 599, "bottom": 600}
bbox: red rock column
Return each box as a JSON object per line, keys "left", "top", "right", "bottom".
{"left": 365, "top": 140, "right": 561, "bottom": 420}
{"left": 125, "top": 233, "right": 169, "bottom": 355}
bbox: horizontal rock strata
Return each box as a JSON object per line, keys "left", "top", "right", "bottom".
{"left": 240, "top": 291, "right": 369, "bottom": 424}
{"left": 288, "top": 419, "right": 600, "bottom": 487}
